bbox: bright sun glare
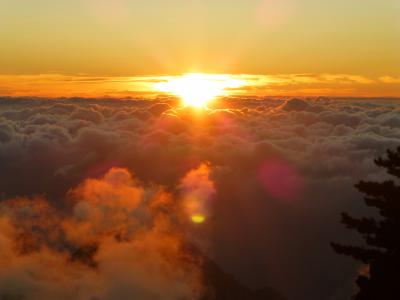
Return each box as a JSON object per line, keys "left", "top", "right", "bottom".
{"left": 155, "top": 73, "right": 244, "bottom": 108}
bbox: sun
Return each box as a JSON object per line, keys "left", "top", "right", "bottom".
{"left": 155, "top": 73, "right": 244, "bottom": 108}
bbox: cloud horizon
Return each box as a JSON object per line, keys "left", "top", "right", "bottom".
{"left": 1, "top": 73, "right": 400, "bottom": 99}
{"left": 0, "top": 96, "right": 399, "bottom": 299}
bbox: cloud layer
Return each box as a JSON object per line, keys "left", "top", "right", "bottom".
{"left": 0, "top": 166, "right": 209, "bottom": 300}
{"left": 0, "top": 96, "right": 399, "bottom": 300}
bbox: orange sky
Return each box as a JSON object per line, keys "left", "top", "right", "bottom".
{"left": 0, "top": 0, "right": 399, "bottom": 97}
{"left": 0, "top": 74, "right": 399, "bottom": 98}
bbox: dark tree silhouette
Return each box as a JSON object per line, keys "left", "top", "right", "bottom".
{"left": 332, "top": 146, "right": 400, "bottom": 300}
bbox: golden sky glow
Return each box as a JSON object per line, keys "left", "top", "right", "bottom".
{"left": 1, "top": 73, "right": 400, "bottom": 98}
{"left": 0, "top": 0, "right": 399, "bottom": 97}
{"left": 154, "top": 74, "right": 245, "bottom": 107}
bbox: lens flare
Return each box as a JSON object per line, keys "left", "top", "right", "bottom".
{"left": 155, "top": 73, "right": 245, "bottom": 108}
{"left": 258, "top": 160, "right": 302, "bottom": 201}
{"left": 191, "top": 214, "right": 206, "bottom": 224}
{"left": 180, "top": 163, "right": 216, "bottom": 225}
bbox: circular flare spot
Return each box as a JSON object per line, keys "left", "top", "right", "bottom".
{"left": 191, "top": 214, "right": 206, "bottom": 224}
{"left": 258, "top": 160, "right": 302, "bottom": 201}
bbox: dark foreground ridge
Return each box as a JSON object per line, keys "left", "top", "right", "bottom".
{"left": 182, "top": 245, "right": 287, "bottom": 300}
{"left": 201, "top": 257, "right": 287, "bottom": 300}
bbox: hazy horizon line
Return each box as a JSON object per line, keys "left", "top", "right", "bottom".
{"left": 1, "top": 73, "right": 399, "bottom": 98}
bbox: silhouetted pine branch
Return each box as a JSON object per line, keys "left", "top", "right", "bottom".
{"left": 331, "top": 147, "right": 400, "bottom": 300}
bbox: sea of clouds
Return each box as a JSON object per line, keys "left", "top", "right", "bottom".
{"left": 0, "top": 96, "right": 399, "bottom": 300}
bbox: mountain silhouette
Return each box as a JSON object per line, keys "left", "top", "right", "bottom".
{"left": 200, "top": 256, "right": 287, "bottom": 300}
{"left": 182, "top": 244, "right": 288, "bottom": 300}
